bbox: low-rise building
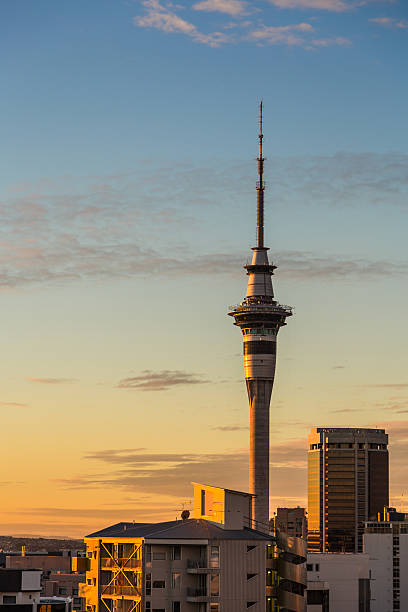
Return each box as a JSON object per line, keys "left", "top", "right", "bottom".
{"left": 6, "top": 553, "right": 84, "bottom": 611}
{"left": 0, "top": 568, "right": 42, "bottom": 612}
{"left": 39, "top": 597, "right": 72, "bottom": 612}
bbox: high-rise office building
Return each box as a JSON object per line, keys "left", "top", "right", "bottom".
{"left": 308, "top": 427, "right": 389, "bottom": 553}
{"left": 229, "top": 104, "right": 292, "bottom": 530}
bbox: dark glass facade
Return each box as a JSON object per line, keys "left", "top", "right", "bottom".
{"left": 307, "top": 428, "right": 389, "bottom": 553}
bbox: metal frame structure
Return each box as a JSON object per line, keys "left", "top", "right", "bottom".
{"left": 99, "top": 542, "right": 142, "bottom": 612}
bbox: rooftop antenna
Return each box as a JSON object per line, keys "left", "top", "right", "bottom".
{"left": 256, "top": 100, "right": 265, "bottom": 249}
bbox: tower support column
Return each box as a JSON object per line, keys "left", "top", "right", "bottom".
{"left": 247, "top": 379, "right": 273, "bottom": 529}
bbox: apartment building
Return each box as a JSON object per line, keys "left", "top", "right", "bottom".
{"left": 77, "top": 484, "right": 306, "bottom": 612}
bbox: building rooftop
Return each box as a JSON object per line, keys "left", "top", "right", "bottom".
{"left": 86, "top": 518, "right": 272, "bottom": 541}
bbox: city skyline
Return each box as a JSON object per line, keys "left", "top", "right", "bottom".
{"left": 1, "top": 0, "right": 407, "bottom": 537}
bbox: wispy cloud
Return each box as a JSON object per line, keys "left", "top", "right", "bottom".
{"left": 370, "top": 17, "right": 408, "bottom": 29}
{"left": 247, "top": 21, "right": 351, "bottom": 48}
{"left": 0, "top": 401, "right": 28, "bottom": 408}
{"left": 135, "top": 0, "right": 231, "bottom": 46}
{"left": 117, "top": 370, "right": 209, "bottom": 391}
{"left": 1, "top": 152, "right": 407, "bottom": 290}
{"left": 56, "top": 441, "right": 307, "bottom": 500}
{"left": 330, "top": 407, "right": 366, "bottom": 413}
{"left": 363, "top": 383, "right": 408, "bottom": 389}
{"left": 134, "top": 0, "right": 354, "bottom": 48}
{"left": 26, "top": 377, "right": 78, "bottom": 385}
{"left": 267, "top": 0, "right": 349, "bottom": 10}
{"left": 248, "top": 22, "right": 315, "bottom": 46}
{"left": 192, "top": 0, "right": 248, "bottom": 16}
{"left": 309, "top": 36, "right": 352, "bottom": 47}
{"left": 210, "top": 424, "right": 249, "bottom": 431}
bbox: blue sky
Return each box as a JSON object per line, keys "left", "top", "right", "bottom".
{"left": 1, "top": 0, "right": 408, "bottom": 535}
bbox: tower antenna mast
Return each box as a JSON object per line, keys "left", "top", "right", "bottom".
{"left": 256, "top": 101, "right": 265, "bottom": 248}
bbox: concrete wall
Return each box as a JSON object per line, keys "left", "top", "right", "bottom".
{"left": 21, "top": 571, "right": 42, "bottom": 592}
{"left": 363, "top": 532, "right": 392, "bottom": 611}
{"left": 307, "top": 553, "right": 370, "bottom": 612}
{"left": 7, "top": 557, "right": 71, "bottom": 573}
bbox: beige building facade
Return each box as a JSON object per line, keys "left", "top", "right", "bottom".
{"left": 77, "top": 484, "right": 306, "bottom": 612}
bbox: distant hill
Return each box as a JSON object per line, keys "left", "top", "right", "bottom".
{"left": 0, "top": 535, "right": 86, "bottom": 553}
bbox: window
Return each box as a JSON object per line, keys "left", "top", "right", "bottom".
{"left": 247, "top": 574, "right": 256, "bottom": 581}
{"left": 210, "top": 573, "right": 219, "bottom": 596}
{"left": 266, "top": 545, "right": 273, "bottom": 559}
{"left": 88, "top": 552, "right": 92, "bottom": 558}
{"left": 210, "top": 545, "right": 219, "bottom": 568}
{"left": 146, "top": 545, "right": 152, "bottom": 563}
{"left": 210, "top": 605, "right": 219, "bottom": 612}
{"left": 3, "top": 596, "right": 16, "bottom": 605}
{"left": 146, "top": 573, "right": 152, "bottom": 596}
{"left": 172, "top": 603, "right": 180, "bottom": 612}
{"left": 306, "top": 564, "right": 313, "bottom": 571}
{"left": 145, "top": 604, "right": 151, "bottom": 611}
{"left": 172, "top": 545, "right": 181, "bottom": 560}
{"left": 152, "top": 580, "right": 166, "bottom": 589}
{"left": 201, "top": 490, "right": 206, "bottom": 515}
{"left": 266, "top": 570, "right": 272, "bottom": 587}
{"left": 247, "top": 603, "right": 256, "bottom": 608}
{"left": 59, "top": 588, "right": 67, "bottom": 595}
{"left": 87, "top": 579, "right": 92, "bottom": 585}
{"left": 73, "top": 598, "right": 82, "bottom": 606}
{"left": 172, "top": 573, "right": 181, "bottom": 589}
{"left": 153, "top": 552, "right": 166, "bottom": 560}
{"left": 248, "top": 545, "right": 256, "bottom": 553}
{"left": 315, "top": 564, "right": 320, "bottom": 572}
{"left": 73, "top": 589, "right": 78, "bottom": 596}
{"left": 93, "top": 551, "right": 97, "bottom": 559}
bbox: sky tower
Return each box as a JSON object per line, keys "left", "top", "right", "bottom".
{"left": 228, "top": 103, "right": 292, "bottom": 530}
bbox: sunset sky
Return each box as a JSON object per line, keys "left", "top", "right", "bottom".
{"left": 1, "top": 0, "right": 408, "bottom": 537}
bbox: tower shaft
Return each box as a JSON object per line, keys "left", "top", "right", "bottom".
{"left": 229, "top": 104, "right": 292, "bottom": 531}
{"left": 248, "top": 379, "right": 273, "bottom": 527}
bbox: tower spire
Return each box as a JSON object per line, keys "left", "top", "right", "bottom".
{"left": 256, "top": 101, "right": 265, "bottom": 248}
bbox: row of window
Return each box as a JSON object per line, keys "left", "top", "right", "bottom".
{"left": 146, "top": 573, "right": 220, "bottom": 595}
{"left": 309, "top": 442, "right": 387, "bottom": 450}
{"left": 242, "top": 328, "right": 276, "bottom": 335}
{"left": 146, "top": 545, "right": 181, "bottom": 562}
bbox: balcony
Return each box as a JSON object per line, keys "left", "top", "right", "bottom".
{"left": 72, "top": 557, "right": 91, "bottom": 572}
{"left": 101, "top": 585, "right": 141, "bottom": 598}
{"left": 277, "top": 589, "right": 305, "bottom": 612}
{"left": 100, "top": 558, "right": 142, "bottom": 569}
{"left": 186, "top": 560, "right": 212, "bottom": 574}
{"left": 186, "top": 587, "right": 209, "bottom": 603}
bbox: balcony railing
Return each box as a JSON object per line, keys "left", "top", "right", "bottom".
{"left": 101, "top": 558, "right": 142, "bottom": 569}
{"left": 186, "top": 588, "right": 207, "bottom": 598}
{"left": 101, "top": 585, "right": 141, "bottom": 597}
{"left": 187, "top": 560, "right": 208, "bottom": 569}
